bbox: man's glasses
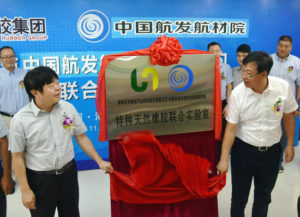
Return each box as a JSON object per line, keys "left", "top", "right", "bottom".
{"left": 241, "top": 67, "right": 260, "bottom": 79}
{"left": 0, "top": 56, "right": 15, "bottom": 60}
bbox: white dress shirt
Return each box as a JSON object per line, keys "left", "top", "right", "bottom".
{"left": 226, "top": 76, "right": 298, "bottom": 147}
{"left": 9, "top": 100, "right": 87, "bottom": 171}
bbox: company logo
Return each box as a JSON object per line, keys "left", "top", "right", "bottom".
{"left": 131, "top": 65, "right": 193, "bottom": 92}
{"left": 168, "top": 65, "right": 193, "bottom": 91}
{"left": 77, "top": 10, "right": 110, "bottom": 43}
{"left": 0, "top": 16, "right": 48, "bottom": 41}
{"left": 131, "top": 67, "right": 159, "bottom": 92}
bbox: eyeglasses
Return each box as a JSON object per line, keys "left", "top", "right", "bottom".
{"left": 241, "top": 67, "right": 260, "bottom": 79}
{"left": 0, "top": 56, "right": 15, "bottom": 60}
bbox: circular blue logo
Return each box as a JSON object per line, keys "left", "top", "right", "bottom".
{"left": 168, "top": 65, "right": 194, "bottom": 91}
{"left": 77, "top": 10, "right": 110, "bottom": 43}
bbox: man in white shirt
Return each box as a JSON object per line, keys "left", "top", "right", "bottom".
{"left": 217, "top": 51, "right": 297, "bottom": 217}
{"left": 0, "top": 115, "right": 13, "bottom": 217}
{"left": 10, "top": 66, "right": 113, "bottom": 217}
{"left": 269, "top": 35, "right": 300, "bottom": 172}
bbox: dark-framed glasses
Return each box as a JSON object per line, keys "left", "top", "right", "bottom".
{"left": 0, "top": 55, "right": 15, "bottom": 60}
{"left": 241, "top": 67, "right": 260, "bottom": 79}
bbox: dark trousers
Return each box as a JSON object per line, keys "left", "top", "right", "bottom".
{"left": 298, "top": 196, "right": 300, "bottom": 217}
{"left": 217, "top": 100, "right": 227, "bottom": 161}
{"left": 27, "top": 160, "right": 80, "bottom": 217}
{"left": 230, "top": 138, "right": 281, "bottom": 217}
{"left": 279, "top": 120, "right": 287, "bottom": 166}
{"left": 0, "top": 163, "right": 6, "bottom": 217}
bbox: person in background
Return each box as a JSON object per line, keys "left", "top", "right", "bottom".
{"left": 0, "top": 46, "right": 29, "bottom": 194}
{"left": 10, "top": 66, "right": 113, "bottom": 217}
{"left": 208, "top": 42, "right": 233, "bottom": 160}
{"left": 232, "top": 44, "right": 251, "bottom": 89}
{"left": 0, "top": 46, "right": 29, "bottom": 127}
{"left": 269, "top": 35, "right": 300, "bottom": 173}
{"left": 0, "top": 114, "right": 14, "bottom": 217}
{"left": 217, "top": 51, "right": 297, "bottom": 217}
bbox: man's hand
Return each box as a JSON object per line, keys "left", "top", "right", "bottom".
{"left": 0, "top": 175, "right": 14, "bottom": 195}
{"left": 216, "top": 160, "right": 229, "bottom": 176}
{"left": 98, "top": 161, "right": 114, "bottom": 173}
{"left": 285, "top": 145, "right": 295, "bottom": 163}
{"left": 21, "top": 189, "right": 36, "bottom": 210}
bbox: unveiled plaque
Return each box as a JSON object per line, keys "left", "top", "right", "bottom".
{"left": 105, "top": 54, "right": 215, "bottom": 140}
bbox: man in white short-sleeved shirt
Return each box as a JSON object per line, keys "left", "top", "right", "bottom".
{"left": 217, "top": 51, "right": 297, "bottom": 217}
{"left": 10, "top": 66, "right": 113, "bottom": 217}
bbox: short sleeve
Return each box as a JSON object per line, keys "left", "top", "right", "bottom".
{"left": 9, "top": 118, "right": 26, "bottom": 153}
{"left": 226, "top": 89, "right": 240, "bottom": 124}
{"left": 283, "top": 84, "right": 298, "bottom": 113}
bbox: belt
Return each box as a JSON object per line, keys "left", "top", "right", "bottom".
{"left": 0, "top": 111, "right": 14, "bottom": 117}
{"left": 236, "top": 138, "right": 278, "bottom": 152}
{"left": 27, "top": 159, "right": 75, "bottom": 176}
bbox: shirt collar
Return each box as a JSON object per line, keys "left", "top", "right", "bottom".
{"left": 248, "top": 77, "right": 272, "bottom": 95}
{"left": 263, "top": 77, "right": 276, "bottom": 93}
{"left": 2, "top": 66, "right": 17, "bottom": 74}
{"left": 275, "top": 53, "right": 290, "bottom": 62}
{"left": 30, "top": 100, "right": 41, "bottom": 117}
{"left": 30, "top": 100, "right": 61, "bottom": 117}
{"left": 0, "top": 67, "right": 13, "bottom": 75}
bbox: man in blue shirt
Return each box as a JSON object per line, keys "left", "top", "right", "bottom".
{"left": 208, "top": 42, "right": 233, "bottom": 160}
{"left": 0, "top": 46, "right": 29, "bottom": 127}
{"left": 269, "top": 35, "right": 300, "bottom": 172}
{"left": 0, "top": 115, "right": 14, "bottom": 217}
{"left": 0, "top": 46, "right": 30, "bottom": 194}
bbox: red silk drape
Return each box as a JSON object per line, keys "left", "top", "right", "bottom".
{"left": 110, "top": 131, "right": 226, "bottom": 204}
{"left": 109, "top": 131, "right": 222, "bottom": 217}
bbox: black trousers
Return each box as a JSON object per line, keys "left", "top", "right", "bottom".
{"left": 0, "top": 163, "right": 6, "bottom": 217}
{"left": 230, "top": 138, "right": 281, "bottom": 217}
{"left": 278, "top": 120, "right": 287, "bottom": 167}
{"left": 27, "top": 160, "right": 80, "bottom": 217}
{"left": 298, "top": 196, "right": 300, "bottom": 217}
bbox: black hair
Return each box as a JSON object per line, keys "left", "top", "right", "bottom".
{"left": 207, "top": 42, "right": 221, "bottom": 51}
{"left": 242, "top": 51, "right": 273, "bottom": 75}
{"left": 237, "top": 44, "right": 251, "bottom": 53}
{"left": 0, "top": 46, "right": 15, "bottom": 56}
{"left": 278, "top": 35, "right": 292, "bottom": 44}
{"left": 24, "top": 66, "right": 59, "bottom": 99}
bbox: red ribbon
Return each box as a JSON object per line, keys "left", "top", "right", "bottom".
{"left": 149, "top": 35, "right": 183, "bottom": 66}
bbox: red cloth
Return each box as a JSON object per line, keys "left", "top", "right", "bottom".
{"left": 110, "top": 131, "right": 226, "bottom": 204}
{"left": 110, "top": 131, "right": 221, "bottom": 217}
{"left": 95, "top": 45, "right": 222, "bottom": 141}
